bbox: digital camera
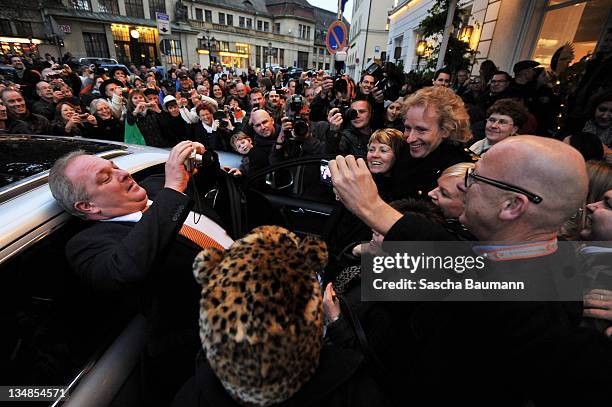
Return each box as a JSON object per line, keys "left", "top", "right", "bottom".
{"left": 184, "top": 149, "right": 202, "bottom": 173}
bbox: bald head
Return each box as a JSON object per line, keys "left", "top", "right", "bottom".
{"left": 251, "top": 109, "right": 275, "bottom": 138}
{"left": 236, "top": 83, "right": 247, "bottom": 98}
{"left": 493, "top": 136, "right": 587, "bottom": 217}
{"left": 461, "top": 136, "right": 587, "bottom": 241}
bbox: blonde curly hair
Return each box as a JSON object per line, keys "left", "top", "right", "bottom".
{"left": 402, "top": 86, "right": 472, "bottom": 143}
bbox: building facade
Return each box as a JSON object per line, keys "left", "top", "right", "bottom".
{"left": 346, "top": 0, "right": 395, "bottom": 80}
{"left": 0, "top": 0, "right": 199, "bottom": 67}
{"left": 0, "top": 0, "right": 349, "bottom": 71}
{"left": 184, "top": 0, "right": 348, "bottom": 71}
{"left": 387, "top": 0, "right": 612, "bottom": 75}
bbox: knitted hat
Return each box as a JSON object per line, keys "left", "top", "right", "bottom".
{"left": 192, "top": 225, "right": 327, "bottom": 407}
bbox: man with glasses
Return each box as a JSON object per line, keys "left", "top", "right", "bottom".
{"left": 327, "top": 136, "right": 606, "bottom": 404}
{"left": 483, "top": 71, "right": 516, "bottom": 110}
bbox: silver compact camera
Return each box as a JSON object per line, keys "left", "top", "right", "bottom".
{"left": 184, "top": 149, "right": 203, "bottom": 172}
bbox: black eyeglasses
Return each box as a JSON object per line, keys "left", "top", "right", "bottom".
{"left": 464, "top": 167, "right": 543, "bottom": 204}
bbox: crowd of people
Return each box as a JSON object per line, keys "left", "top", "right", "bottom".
{"left": 8, "top": 29, "right": 612, "bottom": 406}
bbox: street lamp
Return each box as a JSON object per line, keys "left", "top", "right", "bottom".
{"left": 415, "top": 40, "right": 427, "bottom": 70}
{"left": 203, "top": 29, "right": 216, "bottom": 65}
{"left": 267, "top": 41, "right": 272, "bottom": 68}
{"left": 458, "top": 25, "right": 474, "bottom": 43}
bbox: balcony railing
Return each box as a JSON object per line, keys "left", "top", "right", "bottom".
{"left": 189, "top": 20, "right": 310, "bottom": 44}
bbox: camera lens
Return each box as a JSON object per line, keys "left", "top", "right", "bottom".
{"left": 344, "top": 108, "right": 358, "bottom": 121}
{"left": 293, "top": 119, "right": 309, "bottom": 138}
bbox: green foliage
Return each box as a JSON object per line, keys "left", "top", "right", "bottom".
{"left": 417, "top": 0, "right": 476, "bottom": 72}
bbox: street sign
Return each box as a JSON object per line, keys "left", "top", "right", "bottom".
{"left": 156, "top": 12, "right": 171, "bottom": 35}
{"left": 326, "top": 21, "right": 347, "bottom": 55}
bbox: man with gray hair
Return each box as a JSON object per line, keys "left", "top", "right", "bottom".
{"left": 48, "top": 141, "right": 232, "bottom": 404}
{"left": 32, "top": 81, "right": 62, "bottom": 120}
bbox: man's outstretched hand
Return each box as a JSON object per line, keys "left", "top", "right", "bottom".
{"left": 164, "top": 141, "right": 205, "bottom": 193}
{"left": 329, "top": 155, "right": 402, "bottom": 235}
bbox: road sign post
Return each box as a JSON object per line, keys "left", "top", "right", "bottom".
{"left": 326, "top": 21, "right": 347, "bottom": 55}
{"left": 156, "top": 12, "right": 171, "bottom": 35}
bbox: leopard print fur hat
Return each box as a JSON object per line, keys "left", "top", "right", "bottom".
{"left": 192, "top": 225, "right": 327, "bottom": 406}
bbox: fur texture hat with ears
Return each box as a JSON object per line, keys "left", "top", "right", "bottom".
{"left": 192, "top": 225, "right": 327, "bottom": 407}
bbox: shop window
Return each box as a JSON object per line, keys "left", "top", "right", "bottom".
{"left": 72, "top": 0, "right": 92, "bottom": 11}
{"left": 196, "top": 8, "right": 203, "bottom": 21}
{"left": 533, "top": 0, "right": 611, "bottom": 68}
{"left": 98, "top": 0, "right": 119, "bottom": 14}
{"left": 219, "top": 13, "right": 226, "bottom": 25}
{"left": 246, "top": 18, "right": 253, "bottom": 29}
{"left": 83, "top": 32, "right": 110, "bottom": 58}
{"left": 149, "top": 0, "right": 166, "bottom": 16}
{"left": 124, "top": 0, "right": 144, "bottom": 18}
{"left": 205, "top": 10, "right": 212, "bottom": 22}
{"left": 166, "top": 39, "right": 183, "bottom": 65}
{"left": 14, "top": 22, "right": 32, "bottom": 38}
{"left": 239, "top": 16, "right": 245, "bottom": 28}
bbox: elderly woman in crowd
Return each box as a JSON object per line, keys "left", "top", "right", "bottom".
{"left": 470, "top": 98, "right": 529, "bottom": 155}
{"left": 52, "top": 100, "right": 97, "bottom": 138}
{"left": 88, "top": 98, "right": 124, "bottom": 142}
{"left": 390, "top": 86, "right": 477, "bottom": 199}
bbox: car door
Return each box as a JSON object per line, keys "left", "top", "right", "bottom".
{"left": 244, "top": 155, "right": 340, "bottom": 237}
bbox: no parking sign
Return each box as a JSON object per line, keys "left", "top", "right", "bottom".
{"left": 326, "top": 21, "right": 347, "bottom": 55}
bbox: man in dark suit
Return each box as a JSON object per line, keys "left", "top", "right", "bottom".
{"left": 48, "top": 140, "right": 232, "bottom": 405}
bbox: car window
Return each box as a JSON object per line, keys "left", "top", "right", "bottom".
{"left": 0, "top": 218, "right": 137, "bottom": 389}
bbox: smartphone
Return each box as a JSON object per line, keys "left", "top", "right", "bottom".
{"left": 320, "top": 159, "right": 332, "bottom": 186}
{"left": 79, "top": 113, "right": 89, "bottom": 120}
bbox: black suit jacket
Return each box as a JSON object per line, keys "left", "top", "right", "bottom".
{"left": 66, "top": 177, "right": 224, "bottom": 354}
{"left": 66, "top": 176, "right": 228, "bottom": 402}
